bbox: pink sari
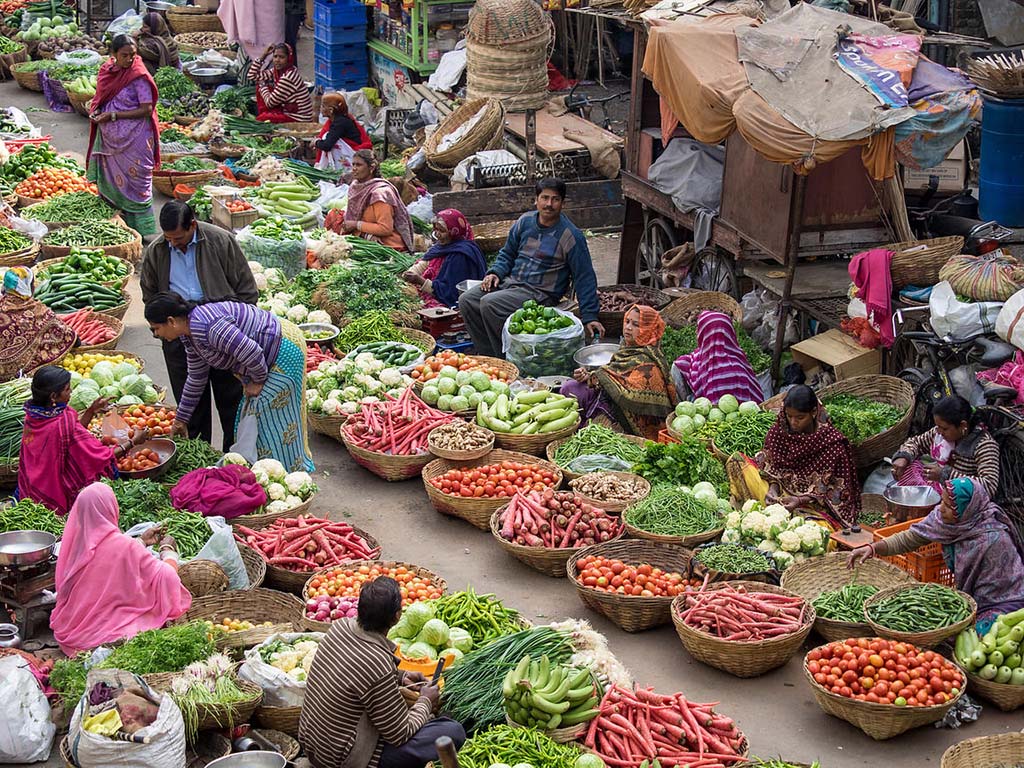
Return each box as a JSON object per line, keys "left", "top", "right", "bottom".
{"left": 50, "top": 483, "right": 191, "bottom": 656}
{"left": 18, "top": 404, "right": 116, "bottom": 515}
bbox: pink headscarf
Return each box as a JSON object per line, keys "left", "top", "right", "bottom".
{"left": 674, "top": 311, "right": 764, "bottom": 403}
{"left": 436, "top": 208, "right": 474, "bottom": 241}
{"left": 50, "top": 483, "right": 191, "bottom": 656}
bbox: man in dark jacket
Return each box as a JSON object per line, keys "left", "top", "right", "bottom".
{"left": 140, "top": 200, "right": 258, "bottom": 450}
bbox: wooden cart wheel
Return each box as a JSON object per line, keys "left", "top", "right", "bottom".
{"left": 690, "top": 246, "right": 738, "bottom": 297}
{"left": 636, "top": 215, "right": 677, "bottom": 288}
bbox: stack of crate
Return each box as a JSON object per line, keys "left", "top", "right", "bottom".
{"left": 314, "top": 0, "right": 370, "bottom": 90}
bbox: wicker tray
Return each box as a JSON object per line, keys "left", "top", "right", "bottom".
{"left": 176, "top": 587, "right": 305, "bottom": 650}
{"left": 491, "top": 412, "right": 580, "bottom": 456}
{"left": 505, "top": 713, "right": 587, "bottom": 743}
{"left": 941, "top": 732, "right": 1024, "bottom": 768}
{"left": 341, "top": 430, "right": 435, "bottom": 482}
{"left": 264, "top": 523, "right": 381, "bottom": 595}
{"left": 888, "top": 236, "right": 964, "bottom": 289}
{"left": 568, "top": 471, "right": 651, "bottom": 514}
{"left": 178, "top": 558, "right": 229, "bottom": 597}
{"left": 69, "top": 312, "right": 124, "bottom": 353}
{"left": 490, "top": 506, "right": 624, "bottom": 578}
{"left": 779, "top": 552, "right": 917, "bottom": 643}
{"left": 92, "top": 292, "right": 131, "bottom": 321}
{"left": 802, "top": 646, "right": 965, "bottom": 739}
{"left": 567, "top": 539, "right": 691, "bottom": 632}
{"left": 661, "top": 291, "right": 743, "bottom": 327}
{"left": 210, "top": 142, "right": 247, "bottom": 160}
{"left": 308, "top": 410, "right": 346, "bottom": 441}
{"left": 690, "top": 542, "right": 776, "bottom": 585}
{"left": 145, "top": 673, "right": 263, "bottom": 732}
{"left": 427, "top": 422, "right": 494, "bottom": 461}
{"left": 253, "top": 728, "right": 300, "bottom": 760}
{"left": 66, "top": 89, "right": 92, "bottom": 118}
{"left": 863, "top": 585, "right": 977, "bottom": 648}
{"left": 238, "top": 542, "right": 266, "bottom": 589}
{"left": 965, "top": 669, "right": 1024, "bottom": 712}
{"left": 422, "top": 449, "right": 563, "bottom": 530}
{"left": 11, "top": 61, "right": 43, "bottom": 92}
{"left": 623, "top": 513, "right": 724, "bottom": 548}
{"left": 400, "top": 327, "right": 437, "bottom": 355}
{"left": 0, "top": 240, "right": 38, "bottom": 268}
{"left": 545, "top": 433, "right": 649, "bottom": 482}
{"left": 40, "top": 225, "right": 142, "bottom": 263}
{"left": 671, "top": 581, "right": 815, "bottom": 677}
{"left": 153, "top": 169, "right": 220, "bottom": 198}
{"left": 228, "top": 495, "right": 314, "bottom": 530}
{"left": 424, "top": 98, "right": 505, "bottom": 172}
{"left": 37, "top": 255, "right": 134, "bottom": 289}
{"left": 595, "top": 284, "right": 673, "bottom": 337}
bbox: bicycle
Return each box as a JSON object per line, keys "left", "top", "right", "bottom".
{"left": 561, "top": 82, "right": 631, "bottom": 132}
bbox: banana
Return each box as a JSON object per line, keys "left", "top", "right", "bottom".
{"left": 512, "top": 654, "right": 531, "bottom": 683}
{"left": 502, "top": 668, "right": 517, "bottom": 699}
{"left": 565, "top": 694, "right": 598, "bottom": 713}
{"left": 564, "top": 684, "right": 595, "bottom": 703}
{"left": 560, "top": 707, "right": 600, "bottom": 726}
{"left": 535, "top": 666, "right": 567, "bottom": 696}
{"left": 530, "top": 692, "right": 572, "bottom": 715}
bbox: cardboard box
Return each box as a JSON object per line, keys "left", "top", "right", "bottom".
{"left": 789, "top": 328, "right": 881, "bottom": 381}
{"left": 902, "top": 141, "right": 967, "bottom": 193}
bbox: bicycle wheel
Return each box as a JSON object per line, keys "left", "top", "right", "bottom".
{"left": 898, "top": 368, "right": 944, "bottom": 434}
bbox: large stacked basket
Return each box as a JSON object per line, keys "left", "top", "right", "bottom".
{"left": 40, "top": 224, "right": 142, "bottom": 263}
{"left": 422, "top": 449, "right": 562, "bottom": 530}
{"left": 264, "top": 524, "right": 380, "bottom": 595}
{"left": 166, "top": 5, "right": 224, "bottom": 33}
{"left": 670, "top": 581, "right": 816, "bottom": 677}
{"left": 308, "top": 410, "right": 346, "bottom": 441}
{"left": 545, "top": 433, "right": 648, "bottom": 482}
{"left": 567, "top": 539, "right": 691, "bottom": 632}
{"left": 422, "top": 98, "right": 505, "bottom": 174}
{"left": 965, "top": 667, "right": 1024, "bottom": 711}
{"left": 888, "top": 236, "right": 964, "bottom": 289}
{"left": 177, "top": 558, "right": 229, "bottom": 597}
{"left": 71, "top": 313, "right": 124, "bottom": 353}
{"left": 941, "top": 732, "right": 1024, "bottom": 767}
{"left": 661, "top": 291, "right": 743, "bottom": 327}
{"left": 465, "top": 0, "right": 552, "bottom": 111}
{"left": 779, "top": 552, "right": 917, "bottom": 642}
{"left": 11, "top": 61, "right": 43, "bottom": 92}
{"left": 175, "top": 588, "right": 305, "bottom": 651}
{"left": 863, "top": 585, "right": 977, "bottom": 649}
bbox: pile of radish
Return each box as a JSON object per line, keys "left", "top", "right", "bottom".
{"left": 497, "top": 490, "right": 620, "bottom": 549}
{"left": 342, "top": 388, "right": 452, "bottom": 455}
{"left": 675, "top": 584, "right": 810, "bottom": 641}
{"left": 234, "top": 515, "right": 380, "bottom": 572}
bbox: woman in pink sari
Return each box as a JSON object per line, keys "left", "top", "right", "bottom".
{"left": 86, "top": 34, "right": 159, "bottom": 236}
{"left": 51, "top": 483, "right": 190, "bottom": 656}
{"left": 18, "top": 366, "right": 149, "bottom": 514}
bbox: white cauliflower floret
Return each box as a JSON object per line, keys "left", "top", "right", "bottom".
{"left": 268, "top": 300, "right": 288, "bottom": 317}
{"left": 720, "top": 528, "right": 741, "bottom": 544}
{"left": 285, "top": 471, "right": 316, "bottom": 497}
{"left": 284, "top": 495, "right": 303, "bottom": 507}
{"left": 322, "top": 397, "right": 342, "bottom": 415}
{"left": 777, "top": 529, "right": 801, "bottom": 553}
{"left": 222, "top": 452, "right": 248, "bottom": 466}
{"left": 253, "top": 272, "right": 269, "bottom": 292}
{"left": 353, "top": 353, "right": 385, "bottom": 374}
{"left": 339, "top": 401, "right": 359, "bottom": 414}
{"left": 273, "top": 291, "right": 294, "bottom": 303}
{"left": 353, "top": 373, "right": 382, "bottom": 392}
{"left": 286, "top": 304, "right": 309, "bottom": 323}
{"left": 247, "top": 260, "right": 264, "bottom": 274}
{"left": 266, "top": 499, "right": 292, "bottom": 514}
{"left": 252, "top": 459, "right": 287, "bottom": 482}
{"left": 359, "top": 396, "right": 380, "bottom": 405}
{"left": 725, "top": 510, "right": 743, "bottom": 530}
{"left": 774, "top": 550, "right": 795, "bottom": 570}
{"left": 307, "top": 309, "right": 332, "bottom": 325}
{"left": 740, "top": 511, "right": 769, "bottom": 538}
{"left": 341, "top": 386, "right": 362, "bottom": 400}
{"left": 379, "top": 368, "right": 405, "bottom": 388}
{"left": 266, "top": 482, "right": 287, "bottom": 501}
{"left": 756, "top": 539, "right": 779, "bottom": 554}
{"left": 796, "top": 522, "right": 826, "bottom": 554}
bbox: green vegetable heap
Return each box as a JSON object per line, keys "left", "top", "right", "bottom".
{"left": 823, "top": 394, "right": 904, "bottom": 445}
{"left": 508, "top": 300, "right": 575, "bottom": 335}
{"left": 694, "top": 543, "right": 774, "bottom": 574}
{"left": 0, "top": 142, "right": 82, "bottom": 189}
{"left": 426, "top": 588, "right": 524, "bottom": 646}
{"left": 812, "top": 583, "right": 879, "bottom": 622}
{"left": 455, "top": 725, "right": 583, "bottom": 768}
{"left": 21, "top": 191, "right": 114, "bottom": 223}
{"left": 38, "top": 247, "right": 129, "bottom": 283}
{"left": 866, "top": 583, "right": 971, "bottom": 633}
{"left": 632, "top": 437, "right": 728, "bottom": 496}
{"left": 154, "top": 66, "right": 197, "bottom": 102}
{"left": 553, "top": 424, "right": 648, "bottom": 468}
{"left": 624, "top": 485, "right": 723, "bottom": 538}
{"left": 0, "top": 499, "right": 65, "bottom": 536}
{"left": 0, "top": 227, "right": 31, "bottom": 254}
{"left": 42, "top": 221, "right": 136, "bottom": 248}
{"left": 161, "top": 156, "right": 217, "bottom": 173}
{"left": 662, "top": 322, "right": 771, "bottom": 373}
{"left": 0, "top": 36, "right": 22, "bottom": 54}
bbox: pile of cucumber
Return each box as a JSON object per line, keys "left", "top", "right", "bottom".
{"left": 477, "top": 390, "right": 580, "bottom": 436}
{"left": 35, "top": 276, "right": 124, "bottom": 312}
{"left": 346, "top": 341, "right": 422, "bottom": 367}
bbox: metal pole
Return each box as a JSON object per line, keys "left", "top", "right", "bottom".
{"left": 526, "top": 109, "right": 537, "bottom": 183}
{"left": 771, "top": 173, "right": 809, "bottom": 383}
{"left": 435, "top": 736, "right": 460, "bottom": 768}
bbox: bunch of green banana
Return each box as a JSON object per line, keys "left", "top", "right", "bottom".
{"left": 502, "top": 654, "right": 599, "bottom": 730}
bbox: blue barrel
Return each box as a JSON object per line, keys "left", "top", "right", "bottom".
{"left": 979, "top": 96, "right": 1024, "bottom": 227}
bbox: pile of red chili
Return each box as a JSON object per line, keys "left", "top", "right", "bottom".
{"left": 234, "top": 515, "right": 381, "bottom": 571}
{"left": 342, "top": 389, "right": 451, "bottom": 455}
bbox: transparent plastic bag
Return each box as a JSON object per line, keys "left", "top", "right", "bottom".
{"left": 502, "top": 307, "right": 585, "bottom": 378}
{"left": 236, "top": 226, "right": 306, "bottom": 278}
{"left": 106, "top": 9, "right": 143, "bottom": 38}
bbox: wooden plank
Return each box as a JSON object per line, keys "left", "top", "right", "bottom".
{"left": 504, "top": 111, "right": 624, "bottom": 155}
{"left": 742, "top": 260, "right": 851, "bottom": 300}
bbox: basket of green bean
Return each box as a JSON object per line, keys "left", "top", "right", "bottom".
{"left": 691, "top": 542, "right": 776, "bottom": 584}
{"left": 40, "top": 221, "right": 142, "bottom": 263}
{"left": 864, "top": 583, "right": 977, "bottom": 649}
{"left": 622, "top": 485, "right": 724, "bottom": 547}
{"left": 779, "top": 552, "right": 917, "bottom": 642}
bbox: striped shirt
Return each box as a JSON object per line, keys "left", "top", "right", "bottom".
{"left": 298, "top": 618, "right": 433, "bottom": 768}
{"left": 895, "top": 426, "right": 1001, "bottom": 499}
{"left": 248, "top": 58, "right": 314, "bottom": 121}
{"left": 177, "top": 302, "right": 281, "bottom": 425}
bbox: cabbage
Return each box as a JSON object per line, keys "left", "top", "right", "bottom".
{"left": 403, "top": 601, "right": 434, "bottom": 635}
{"left": 142, "top": 386, "right": 160, "bottom": 405}
{"left": 671, "top": 415, "right": 693, "bottom": 435}
{"left": 117, "top": 395, "right": 143, "bottom": 406}
{"left": 717, "top": 394, "right": 739, "bottom": 414}
{"left": 436, "top": 394, "right": 453, "bottom": 411}
{"left": 437, "top": 378, "right": 457, "bottom": 396}
{"left": 69, "top": 371, "right": 83, "bottom": 386}
{"left": 100, "top": 385, "right": 120, "bottom": 400}
{"left": 416, "top": 618, "right": 450, "bottom": 648}
{"left": 388, "top": 616, "right": 418, "bottom": 640}
{"left": 421, "top": 385, "right": 440, "bottom": 405}
{"left": 469, "top": 371, "right": 492, "bottom": 392}
{"left": 449, "top": 395, "right": 470, "bottom": 412}
{"left": 675, "top": 401, "right": 696, "bottom": 417}
{"left": 458, "top": 385, "right": 476, "bottom": 400}
{"left": 575, "top": 755, "right": 607, "bottom": 768}
{"left": 405, "top": 641, "right": 437, "bottom": 661}
{"left": 738, "top": 400, "right": 760, "bottom": 415}
{"left": 468, "top": 392, "right": 483, "bottom": 407}
{"left": 490, "top": 380, "right": 510, "bottom": 396}
{"left": 119, "top": 374, "right": 148, "bottom": 397}
{"left": 69, "top": 386, "right": 96, "bottom": 412}
{"left": 455, "top": 370, "right": 471, "bottom": 386}
{"left": 441, "top": 646, "right": 464, "bottom": 666}
{"left": 438, "top": 365, "right": 458, "bottom": 378}
{"left": 448, "top": 627, "right": 473, "bottom": 653}
{"left": 112, "top": 361, "right": 136, "bottom": 381}
{"left": 708, "top": 407, "right": 724, "bottom": 423}
{"left": 89, "top": 361, "right": 115, "bottom": 388}
{"left": 481, "top": 390, "right": 498, "bottom": 405}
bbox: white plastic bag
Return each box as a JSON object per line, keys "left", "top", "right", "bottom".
{"left": 407, "top": 194, "right": 434, "bottom": 225}
{"left": 231, "top": 400, "right": 259, "bottom": 464}
{"left": 192, "top": 516, "right": 248, "bottom": 589}
{"left": 0, "top": 656, "right": 54, "bottom": 763}
{"left": 996, "top": 287, "right": 1024, "bottom": 351}
{"left": 106, "top": 9, "right": 143, "bottom": 37}
{"left": 238, "top": 632, "right": 324, "bottom": 707}
{"left": 501, "top": 307, "right": 585, "bottom": 378}
{"left": 930, "top": 281, "right": 1003, "bottom": 340}
{"left": 236, "top": 226, "right": 306, "bottom": 278}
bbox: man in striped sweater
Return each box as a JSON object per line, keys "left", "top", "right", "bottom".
{"left": 299, "top": 578, "right": 466, "bottom": 768}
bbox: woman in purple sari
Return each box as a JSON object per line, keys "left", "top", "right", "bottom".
{"left": 86, "top": 35, "right": 160, "bottom": 236}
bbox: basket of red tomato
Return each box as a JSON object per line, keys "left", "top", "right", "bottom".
{"left": 803, "top": 637, "right": 966, "bottom": 740}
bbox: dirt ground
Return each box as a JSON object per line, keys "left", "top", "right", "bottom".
{"left": 2, "top": 53, "right": 1019, "bottom": 768}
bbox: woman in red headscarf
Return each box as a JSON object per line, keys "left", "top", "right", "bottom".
{"left": 561, "top": 304, "right": 676, "bottom": 439}
{"left": 402, "top": 209, "right": 487, "bottom": 308}
{"left": 314, "top": 92, "right": 372, "bottom": 170}
{"left": 249, "top": 43, "right": 314, "bottom": 123}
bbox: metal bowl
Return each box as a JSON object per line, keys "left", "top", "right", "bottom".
{"left": 188, "top": 67, "right": 229, "bottom": 86}
{"left": 205, "top": 752, "right": 287, "bottom": 768}
{"left": 456, "top": 279, "right": 481, "bottom": 295}
{"left": 574, "top": 343, "right": 620, "bottom": 371}
{"left": 120, "top": 438, "right": 177, "bottom": 480}
{"left": 0, "top": 530, "right": 56, "bottom": 566}
{"left": 299, "top": 322, "right": 340, "bottom": 346}
{"left": 883, "top": 483, "right": 940, "bottom": 522}
{"left": 147, "top": 1, "right": 176, "bottom": 10}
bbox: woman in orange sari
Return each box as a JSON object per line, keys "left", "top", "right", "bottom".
{"left": 562, "top": 304, "right": 676, "bottom": 439}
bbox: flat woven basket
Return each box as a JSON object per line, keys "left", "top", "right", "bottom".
{"left": 491, "top": 412, "right": 580, "bottom": 457}
{"left": 661, "top": 292, "right": 743, "bottom": 328}
{"left": 228, "top": 495, "right": 314, "bottom": 530}
{"left": 175, "top": 587, "right": 305, "bottom": 650}
{"left": 888, "top": 236, "right": 964, "bottom": 289}
{"left": 166, "top": 7, "right": 224, "bottom": 33}
{"left": 427, "top": 423, "right": 494, "bottom": 461}
{"left": 422, "top": 449, "right": 563, "bottom": 530}
{"left": 70, "top": 312, "right": 124, "bottom": 353}
{"left": 545, "top": 433, "right": 648, "bottom": 482}
{"left": 36, "top": 256, "right": 134, "bottom": 289}
{"left": 941, "top": 732, "right": 1024, "bottom": 768}
{"left": 11, "top": 61, "right": 43, "bottom": 92}
{"left": 505, "top": 714, "right": 587, "bottom": 744}
{"left": 779, "top": 552, "right": 917, "bottom": 643}
{"left": 400, "top": 327, "right": 437, "bottom": 355}
{"left": 423, "top": 98, "right": 505, "bottom": 172}
{"left": 670, "top": 581, "right": 815, "bottom": 678}
{"left": 264, "top": 523, "right": 381, "bottom": 595}
{"left": 489, "top": 506, "right": 624, "bottom": 578}
{"left": 568, "top": 471, "right": 651, "bottom": 514}
{"left": 690, "top": 542, "right": 776, "bottom": 585}
{"left": 253, "top": 728, "right": 300, "bottom": 760}
{"left": 567, "top": 539, "right": 691, "bottom": 632}
{"left": 474, "top": 220, "right": 517, "bottom": 253}
{"left": 965, "top": 669, "right": 1024, "bottom": 712}
{"left": 308, "top": 410, "right": 346, "bottom": 441}
{"left": 802, "top": 647, "right": 964, "bottom": 739}
{"left": 863, "top": 585, "right": 977, "bottom": 649}
{"left": 153, "top": 169, "right": 220, "bottom": 198}
{"left": 145, "top": 673, "right": 263, "bottom": 731}
{"left": 0, "top": 241, "right": 39, "bottom": 268}
{"left": 40, "top": 225, "right": 142, "bottom": 263}
{"left": 596, "top": 284, "right": 673, "bottom": 337}
{"left": 178, "top": 558, "right": 229, "bottom": 597}
{"left": 622, "top": 509, "right": 724, "bottom": 548}
{"left": 341, "top": 430, "right": 435, "bottom": 482}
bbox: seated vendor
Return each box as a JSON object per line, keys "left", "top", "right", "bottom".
{"left": 50, "top": 482, "right": 190, "bottom": 656}
{"left": 460, "top": 178, "right": 604, "bottom": 358}
{"left": 759, "top": 385, "right": 860, "bottom": 529}
{"left": 0, "top": 266, "right": 76, "bottom": 382}
{"left": 851, "top": 477, "right": 1024, "bottom": 632}
{"left": 248, "top": 43, "right": 314, "bottom": 123}
{"left": 402, "top": 209, "right": 486, "bottom": 308}
{"left": 136, "top": 12, "right": 180, "bottom": 75}
{"left": 673, "top": 311, "right": 764, "bottom": 403}
{"left": 561, "top": 304, "right": 675, "bottom": 441}
{"left": 299, "top": 576, "right": 466, "bottom": 768}
{"left": 891, "top": 394, "right": 1000, "bottom": 500}
{"left": 18, "top": 366, "right": 150, "bottom": 515}
{"left": 326, "top": 149, "right": 414, "bottom": 252}
{"left": 314, "top": 93, "right": 373, "bottom": 169}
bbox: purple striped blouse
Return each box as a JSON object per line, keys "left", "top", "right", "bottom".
{"left": 177, "top": 302, "right": 282, "bottom": 424}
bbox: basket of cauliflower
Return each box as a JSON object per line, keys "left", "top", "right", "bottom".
{"left": 221, "top": 456, "right": 319, "bottom": 529}
{"left": 720, "top": 500, "right": 832, "bottom": 571}
{"left": 305, "top": 353, "right": 415, "bottom": 440}
{"left": 240, "top": 632, "right": 323, "bottom": 736}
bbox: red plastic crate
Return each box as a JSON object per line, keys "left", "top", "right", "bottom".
{"left": 872, "top": 518, "right": 953, "bottom": 585}
{"left": 658, "top": 429, "right": 679, "bottom": 445}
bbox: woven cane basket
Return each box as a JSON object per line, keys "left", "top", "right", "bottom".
{"left": 423, "top": 98, "right": 505, "bottom": 173}
{"left": 863, "top": 586, "right": 977, "bottom": 649}
{"left": 40, "top": 225, "right": 142, "bottom": 263}
{"left": 941, "top": 732, "right": 1024, "bottom": 767}
{"left": 167, "top": 7, "right": 224, "bottom": 33}
{"left": 568, "top": 471, "right": 651, "bottom": 513}
{"left": 175, "top": 587, "right": 305, "bottom": 650}
{"left": 888, "top": 236, "right": 964, "bottom": 289}
{"left": 661, "top": 291, "right": 743, "bottom": 327}
{"left": 490, "top": 506, "right": 624, "bottom": 578}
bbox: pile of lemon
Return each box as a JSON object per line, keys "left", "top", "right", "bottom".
{"left": 207, "top": 617, "right": 276, "bottom": 633}
{"left": 62, "top": 352, "right": 141, "bottom": 377}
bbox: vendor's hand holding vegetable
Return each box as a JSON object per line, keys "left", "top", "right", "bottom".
{"left": 848, "top": 543, "right": 875, "bottom": 569}
{"left": 585, "top": 320, "right": 605, "bottom": 341}
{"left": 340, "top": 220, "right": 358, "bottom": 234}
{"left": 82, "top": 396, "right": 111, "bottom": 423}
{"left": 481, "top": 274, "right": 499, "bottom": 292}
{"left": 131, "top": 428, "right": 152, "bottom": 446}
{"left": 401, "top": 670, "right": 426, "bottom": 685}
{"left": 139, "top": 523, "right": 165, "bottom": 547}
{"left": 890, "top": 456, "right": 909, "bottom": 478}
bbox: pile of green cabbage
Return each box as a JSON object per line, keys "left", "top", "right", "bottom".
{"left": 69, "top": 360, "right": 161, "bottom": 411}
{"left": 387, "top": 601, "right": 473, "bottom": 666}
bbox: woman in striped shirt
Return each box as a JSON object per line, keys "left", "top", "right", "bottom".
{"left": 145, "top": 291, "right": 313, "bottom": 472}
{"left": 249, "top": 43, "right": 314, "bottom": 123}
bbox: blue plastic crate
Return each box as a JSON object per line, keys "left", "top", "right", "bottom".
{"left": 314, "top": 22, "right": 366, "bottom": 48}
{"left": 314, "top": 53, "right": 368, "bottom": 90}
{"left": 314, "top": 40, "right": 366, "bottom": 63}
{"left": 313, "top": 0, "right": 367, "bottom": 29}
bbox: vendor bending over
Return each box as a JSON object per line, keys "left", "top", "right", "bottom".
{"left": 460, "top": 178, "right": 604, "bottom": 358}
{"left": 299, "top": 576, "right": 466, "bottom": 768}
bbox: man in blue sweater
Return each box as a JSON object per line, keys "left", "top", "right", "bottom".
{"left": 461, "top": 178, "right": 604, "bottom": 357}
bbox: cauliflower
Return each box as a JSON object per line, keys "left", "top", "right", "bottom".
{"left": 285, "top": 471, "right": 317, "bottom": 497}
{"left": 379, "top": 368, "right": 405, "bottom": 388}
{"left": 756, "top": 539, "right": 779, "bottom": 554}
{"left": 777, "top": 529, "right": 801, "bottom": 553}
{"left": 354, "top": 373, "right": 382, "bottom": 392}
{"left": 725, "top": 510, "right": 743, "bottom": 530}
{"left": 339, "top": 401, "right": 359, "bottom": 415}
{"left": 341, "top": 386, "right": 361, "bottom": 400}
{"left": 247, "top": 260, "right": 264, "bottom": 274}
{"left": 322, "top": 397, "right": 342, "bottom": 415}
{"left": 353, "top": 352, "right": 384, "bottom": 374}
{"left": 740, "top": 511, "right": 769, "bottom": 538}
{"left": 720, "top": 527, "right": 741, "bottom": 544}
{"left": 271, "top": 652, "right": 299, "bottom": 672}
{"left": 253, "top": 272, "right": 269, "bottom": 292}
{"left": 287, "top": 668, "right": 307, "bottom": 681}
{"left": 359, "top": 396, "right": 380, "bottom": 405}
{"left": 764, "top": 505, "right": 791, "bottom": 536}
{"left": 266, "top": 499, "right": 292, "bottom": 514}
{"left": 307, "top": 309, "right": 332, "bottom": 325}
{"left": 268, "top": 300, "right": 288, "bottom": 317}
{"left": 796, "top": 522, "right": 826, "bottom": 554}
{"left": 286, "top": 304, "right": 309, "bottom": 323}
{"left": 266, "top": 482, "right": 287, "bottom": 501}
{"left": 222, "top": 453, "right": 249, "bottom": 466}
{"left": 284, "top": 495, "right": 303, "bottom": 507}
{"left": 253, "top": 459, "right": 287, "bottom": 482}
{"left": 774, "top": 550, "right": 795, "bottom": 570}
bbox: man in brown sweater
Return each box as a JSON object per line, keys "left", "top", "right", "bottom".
{"left": 299, "top": 577, "right": 466, "bottom": 768}
{"left": 140, "top": 200, "right": 258, "bottom": 450}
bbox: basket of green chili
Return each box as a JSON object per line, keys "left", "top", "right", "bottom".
{"left": 780, "top": 552, "right": 917, "bottom": 642}
{"left": 864, "top": 583, "right": 977, "bottom": 649}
